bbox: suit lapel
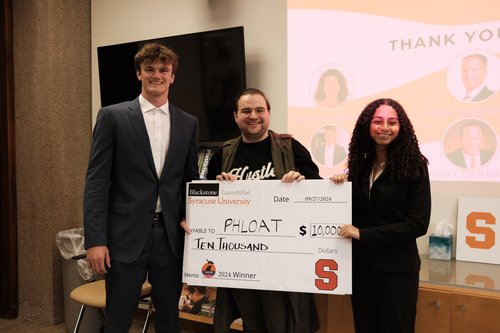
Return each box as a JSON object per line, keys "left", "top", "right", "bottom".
{"left": 160, "top": 105, "right": 180, "bottom": 179}
{"left": 127, "top": 99, "right": 157, "bottom": 177}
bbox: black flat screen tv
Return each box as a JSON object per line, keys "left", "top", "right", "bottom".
{"left": 97, "top": 26, "right": 246, "bottom": 143}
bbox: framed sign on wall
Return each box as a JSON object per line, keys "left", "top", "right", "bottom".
{"left": 457, "top": 197, "right": 499, "bottom": 265}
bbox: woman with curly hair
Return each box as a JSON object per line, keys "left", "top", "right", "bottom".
{"left": 314, "top": 68, "right": 350, "bottom": 110}
{"left": 331, "top": 98, "right": 431, "bottom": 333}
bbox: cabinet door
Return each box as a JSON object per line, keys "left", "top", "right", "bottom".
{"left": 316, "top": 294, "right": 355, "bottom": 333}
{"left": 416, "top": 289, "right": 451, "bottom": 333}
{"left": 451, "top": 293, "right": 500, "bottom": 333}
{"left": 326, "top": 295, "right": 354, "bottom": 333}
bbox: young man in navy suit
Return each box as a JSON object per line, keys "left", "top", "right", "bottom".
{"left": 84, "top": 43, "right": 199, "bottom": 332}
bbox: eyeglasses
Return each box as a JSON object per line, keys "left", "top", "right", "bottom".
{"left": 237, "top": 107, "right": 267, "bottom": 115}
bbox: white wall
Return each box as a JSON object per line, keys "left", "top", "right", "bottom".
{"left": 91, "top": 0, "right": 287, "bottom": 132}
{"left": 91, "top": 0, "right": 499, "bottom": 256}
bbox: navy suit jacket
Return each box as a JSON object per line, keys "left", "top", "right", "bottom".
{"left": 84, "top": 98, "right": 199, "bottom": 263}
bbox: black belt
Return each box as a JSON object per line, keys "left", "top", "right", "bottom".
{"left": 153, "top": 212, "right": 163, "bottom": 222}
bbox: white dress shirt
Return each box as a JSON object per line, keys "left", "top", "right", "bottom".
{"left": 462, "top": 151, "right": 480, "bottom": 169}
{"left": 463, "top": 84, "right": 486, "bottom": 101}
{"left": 139, "top": 95, "right": 171, "bottom": 212}
{"left": 323, "top": 144, "right": 335, "bottom": 167}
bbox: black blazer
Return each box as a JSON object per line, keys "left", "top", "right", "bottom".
{"left": 312, "top": 143, "right": 346, "bottom": 166}
{"left": 84, "top": 98, "right": 199, "bottom": 263}
{"left": 351, "top": 165, "right": 431, "bottom": 272}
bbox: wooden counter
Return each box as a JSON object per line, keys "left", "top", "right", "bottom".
{"left": 315, "top": 255, "right": 500, "bottom": 333}
{"left": 180, "top": 255, "right": 500, "bottom": 332}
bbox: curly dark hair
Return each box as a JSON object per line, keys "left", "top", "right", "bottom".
{"left": 314, "top": 68, "right": 349, "bottom": 102}
{"left": 347, "top": 98, "right": 428, "bottom": 181}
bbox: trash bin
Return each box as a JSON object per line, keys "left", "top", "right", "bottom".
{"left": 56, "top": 228, "right": 105, "bottom": 333}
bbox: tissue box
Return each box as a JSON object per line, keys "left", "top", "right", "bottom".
{"left": 429, "top": 235, "right": 453, "bottom": 260}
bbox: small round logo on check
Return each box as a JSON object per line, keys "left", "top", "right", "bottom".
{"left": 201, "top": 259, "right": 216, "bottom": 278}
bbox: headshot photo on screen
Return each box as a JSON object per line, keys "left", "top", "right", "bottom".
{"left": 311, "top": 124, "right": 347, "bottom": 167}
{"left": 312, "top": 66, "right": 352, "bottom": 110}
{"left": 446, "top": 50, "right": 499, "bottom": 103}
{"left": 444, "top": 119, "right": 497, "bottom": 169}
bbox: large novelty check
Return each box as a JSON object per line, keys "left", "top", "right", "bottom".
{"left": 182, "top": 180, "right": 352, "bottom": 294}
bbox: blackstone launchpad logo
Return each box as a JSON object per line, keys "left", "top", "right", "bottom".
{"left": 202, "top": 259, "right": 217, "bottom": 278}
{"left": 189, "top": 183, "right": 220, "bottom": 196}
